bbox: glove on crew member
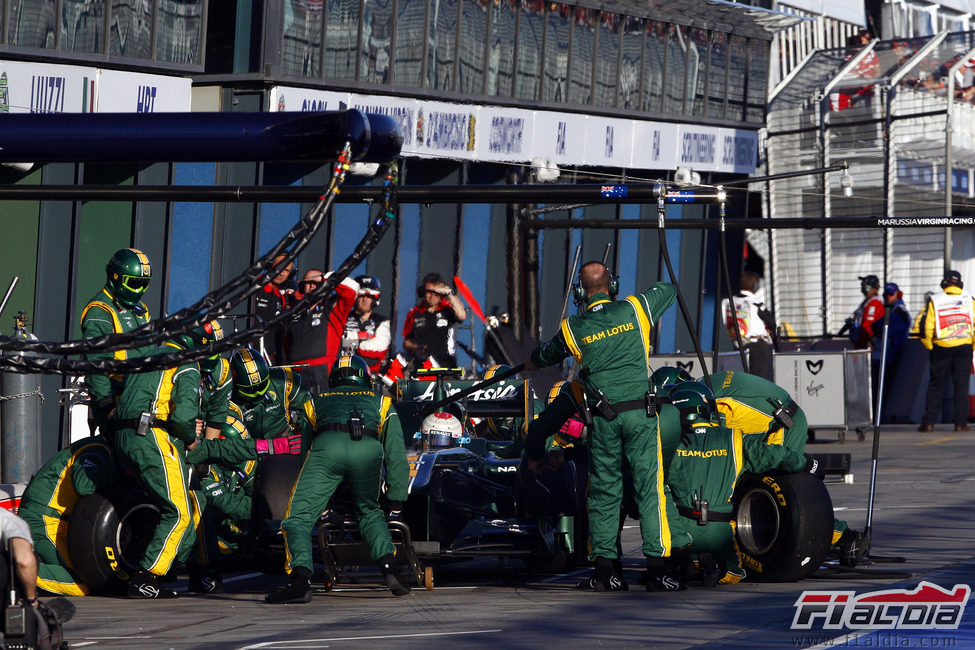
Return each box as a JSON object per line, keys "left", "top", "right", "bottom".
{"left": 80, "top": 248, "right": 153, "bottom": 433}
{"left": 268, "top": 355, "right": 410, "bottom": 604}
{"left": 524, "top": 261, "right": 691, "bottom": 592}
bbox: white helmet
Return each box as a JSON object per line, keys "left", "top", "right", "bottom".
{"left": 421, "top": 411, "right": 464, "bottom": 450}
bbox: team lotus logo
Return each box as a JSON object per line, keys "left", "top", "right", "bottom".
{"left": 792, "top": 582, "right": 970, "bottom": 630}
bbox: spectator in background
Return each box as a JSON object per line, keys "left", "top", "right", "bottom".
{"left": 341, "top": 275, "right": 391, "bottom": 374}
{"left": 286, "top": 269, "right": 358, "bottom": 393}
{"left": 402, "top": 273, "right": 467, "bottom": 368}
{"left": 253, "top": 254, "right": 297, "bottom": 363}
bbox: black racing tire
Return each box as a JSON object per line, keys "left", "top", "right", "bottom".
{"left": 732, "top": 472, "right": 833, "bottom": 582}
{"left": 66, "top": 489, "right": 160, "bottom": 594}
{"left": 252, "top": 454, "right": 303, "bottom": 522}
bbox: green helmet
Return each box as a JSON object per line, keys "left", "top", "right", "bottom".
{"left": 650, "top": 366, "right": 693, "bottom": 396}
{"left": 106, "top": 248, "right": 152, "bottom": 308}
{"left": 219, "top": 414, "right": 256, "bottom": 474}
{"left": 483, "top": 364, "right": 513, "bottom": 381}
{"left": 180, "top": 320, "right": 225, "bottom": 372}
{"left": 231, "top": 348, "right": 271, "bottom": 402}
{"left": 330, "top": 355, "right": 371, "bottom": 388}
{"left": 669, "top": 382, "right": 717, "bottom": 425}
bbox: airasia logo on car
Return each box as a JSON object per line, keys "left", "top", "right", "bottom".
{"left": 415, "top": 382, "right": 518, "bottom": 401}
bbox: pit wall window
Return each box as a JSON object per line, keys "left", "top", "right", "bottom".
{"left": 428, "top": 0, "right": 459, "bottom": 90}
{"left": 542, "top": 3, "right": 570, "bottom": 102}
{"left": 643, "top": 20, "right": 668, "bottom": 113}
{"left": 4, "top": 0, "right": 202, "bottom": 67}
{"left": 283, "top": 0, "right": 324, "bottom": 77}
{"left": 361, "top": 0, "right": 393, "bottom": 84}
{"left": 515, "top": 0, "right": 543, "bottom": 100}
{"left": 592, "top": 11, "right": 620, "bottom": 108}
{"left": 324, "top": 0, "right": 360, "bottom": 81}
{"left": 393, "top": 0, "right": 426, "bottom": 87}
{"left": 619, "top": 16, "right": 644, "bottom": 111}
{"left": 458, "top": 0, "right": 488, "bottom": 94}
{"left": 487, "top": 0, "right": 516, "bottom": 97}
{"left": 569, "top": 7, "right": 595, "bottom": 105}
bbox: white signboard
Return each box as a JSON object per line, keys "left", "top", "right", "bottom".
{"left": 96, "top": 69, "right": 192, "bottom": 113}
{"left": 0, "top": 60, "right": 98, "bottom": 113}
{"left": 269, "top": 85, "right": 759, "bottom": 174}
{"left": 773, "top": 352, "right": 847, "bottom": 427}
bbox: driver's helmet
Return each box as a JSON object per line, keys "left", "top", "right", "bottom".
{"left": 106, "top": 248, "right": 151, "bottom": 308}
{"left": 421, "top": 411, "right": 464, "bottom": 450}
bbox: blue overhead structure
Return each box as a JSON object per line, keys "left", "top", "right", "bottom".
{"left": 0, "top": 110, "right": 402, "bottom": 163}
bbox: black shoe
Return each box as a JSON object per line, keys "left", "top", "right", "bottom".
{"left": 838, "top": 529, "right": 866, "bottom": 567}
{"left": 697, "top": 553, "right": 721, "bottom": 588}
{"left": 379, "top": 555, "right": 411, "bottom": 596}
{"left": 265, "top": 567, "right": 313, "bottom": 604}
{"left": 128, "top": 569, "right": 180, "bottom": 599}
{"left": 577, "top": 572, "right": 628, "bottom": 591}
{"left": 646, "top": 556, "right": 687, "bottom": 592}
{"left": 188, "top": 568, "right": 224, "bottom": 594}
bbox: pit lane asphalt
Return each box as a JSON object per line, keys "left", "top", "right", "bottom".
{"left": 59, "top": 424, "right": 975, "bottom": 649}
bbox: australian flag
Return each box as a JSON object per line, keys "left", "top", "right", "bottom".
{"left": 600, "top": 185, "right": 628, "bottom": 198}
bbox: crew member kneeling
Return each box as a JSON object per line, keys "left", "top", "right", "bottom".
{"left": 267, "top": 355, "right": 411, "bottom": 603}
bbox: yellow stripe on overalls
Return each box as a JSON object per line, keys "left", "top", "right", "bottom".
{"left": 559, "top": 319, "right": 583, "bottom": 364}
{"left": 626, "top": 296, "right": 653, "bottom": 374}
{"left": 146, "top": 428, "right": 192, "bottom": 574}
{"left": 654, "top": 417, "right": 672, "bottom": 555}
{"left": 378, "top": 395, "right": 393, "bottom": 439}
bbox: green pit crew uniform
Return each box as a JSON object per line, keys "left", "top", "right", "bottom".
{"left": 80, "top": 287, "right": 152, "bottom": 426}
{"left": 229, "top": 367, "right": 309, "bottom": 441}
{"left": 668, "top": 421, "right": 809, "bottom": 583}
{"left": 708, "top": 370, "right": 849, "bottom": 544}
{"left": 527, "top": 285, "right": 690, "bottom": 561}
{"left": 281, "top": 386, "right": 409, "bottom": 573}
{"left": 112, "top": 341, "right": 202, "bottom": 577}
{"left": 18, "top": 436, "right": 119, "bottom": 596}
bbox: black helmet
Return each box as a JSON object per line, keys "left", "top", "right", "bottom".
{"left": 650, "top": 366, "right": 693, "bottom": 395}
{"left": 858, "top": 275, "right": 880, "bottom": 295}
{"left": 330, "top": 355, "right": 371, "bottom": 388}
{"left": 106, "top": 248, "right": 151, "bottom": 308}
{"left": 356, "top": 275, "right": 381, "bottom": 306}
{"left": 669, "top": 382, "right": 717, "bottom": 425}
{"left": 231, "top": 348, "right": 271, "bottom": 402}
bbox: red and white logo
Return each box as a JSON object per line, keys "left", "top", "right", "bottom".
{"left": 792, "top": 582, "right": 970, "bottom": 630}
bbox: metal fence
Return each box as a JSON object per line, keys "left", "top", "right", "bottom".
{"left": 759, "top": 30, "right": 975, "bottom": 337}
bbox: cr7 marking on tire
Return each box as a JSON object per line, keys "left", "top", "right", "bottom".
{"left": 761, "top": 477, "right": 787, "bottom": 506}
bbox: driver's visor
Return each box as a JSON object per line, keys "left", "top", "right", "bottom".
{"left": 237, "top": 377, "right": 270, "bottom": 399}
{"left": 122, "top": 275, "right": 150, "bottom": 292}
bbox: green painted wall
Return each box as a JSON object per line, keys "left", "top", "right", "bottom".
{"left": 0, "top": 168, "right": 41, "bottom": 335}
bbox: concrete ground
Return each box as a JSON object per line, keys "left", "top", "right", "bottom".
{"left": 55, "top": 424, "right": 975, "bottom": 649}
